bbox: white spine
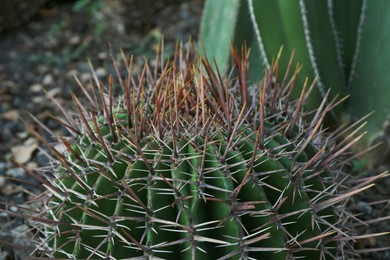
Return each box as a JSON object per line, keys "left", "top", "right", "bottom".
{"left": 348, "top": 0, "right": 367, "bottom": 87}
{"left": 299, "top": 0, "right": 325, "bottom": 97}
{"left": 247, "top": 0, "right": 269, "bottom": 67}
{"left": 327, "top": 0, "right": 347, "bottom": 86}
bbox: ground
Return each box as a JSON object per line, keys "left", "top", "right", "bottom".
{"left": 0, "top": 1, "right": 388, "bottom": 259}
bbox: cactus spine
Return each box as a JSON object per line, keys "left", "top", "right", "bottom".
{"left": 27, "top": 44, "right": 380, "bottom": 259}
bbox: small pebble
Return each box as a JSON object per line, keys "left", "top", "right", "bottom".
{"left": 45, "top": 38, "right": 59, "bottom": 49}
{"left": 47, "top": 87, "right": 61, "bottom": 98}
{"left": 36, "top": 152, "right": 49, "bottom": 166}
{"left": 11, "top": 139, "right": 38, "bottom": 164}
{"left": 356, "top": 201, "right": 373, "bottom": 215}
{"left": 81, "top": 73, "right": 91, "bottom": 82}
{"left": 0, "top": 176, "right": 5, "bottom": 187}
{"left": 1, "top": 110, "right": 19, "bottom": 121}
{"left": 32, "top": 96, "right": 44, "bottom": 104}
{"left": 67, "top": 69, "right": 79, "bottom": 78}
{"left": 16, "top": 132, "right": 29, "bottom": 139}
{"left": 69, "top": 35, "right": 81, "bottom": 45}
{"left": 24, "top": 137, "right": 37, "bottom": 146}
{"left": 96, "top": 67, "right": 107, "bottom": 78}
{"left": 26, "top": 162, "right": 38, "bottom": 170}
{"left": 98, "top": 52, "right": 108, "bottom": 60}
{"left": 37, "top": 65, "right": 49, "bottom": 74}
{"left": 11, "top": 96, "right": 24, "bottom": 108}
{"left": 0, "top": 211, "right": 8, "bottom": 219}
{"left": 6, "top": 168, "right": 25, "bottom": 178}
{"left": 42, "top": 74, "right": 54, "bottom": 86}
{"left": 30, "top": 83, "right": 43, "bottom": 93}
{"left": 0, "top": 162, "right": 6, "bottom": 173}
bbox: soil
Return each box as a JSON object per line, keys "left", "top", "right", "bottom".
{"left": 0, "top": 1, "right": 388, "bottom": 259}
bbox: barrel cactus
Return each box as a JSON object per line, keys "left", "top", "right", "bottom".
{"left": 27, "top": 44, "right": 380, "bottom": 259}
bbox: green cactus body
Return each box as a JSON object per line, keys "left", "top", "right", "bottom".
{"left": 38, "top": 46, "right": 367, "bottom": 259}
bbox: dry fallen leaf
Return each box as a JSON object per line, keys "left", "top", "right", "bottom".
{"left": 2, "top": 110, "right": 20, "bottom": 121}
{"left": 1, "top": 184, "right": 24, "bottom": 196}
{"left": 11, "top": 138, "right": 38, "bottom": 164}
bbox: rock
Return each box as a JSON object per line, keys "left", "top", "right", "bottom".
{"left": 26, "top": 162, "right": 38, "bottom": 170}
{"left": 6, "top": 168, "right": 25, "bottom": 178}
{"left": 0, "top": 162, "right": 6, "bottom": 173}
{"left": 67, "top": 69, "right": 79, "bottom": 79}
{"left": 356, "top": 201, "right": 373, "bottom": 215}
{"left": 1, "top": 110, "right": 19, "bottom": 121}
{"left": 16, "top": 131, "right": 28, "bottom": 139}
{"left": 0, "top": 176, "right": 5, "bottom": 187}
{"left": 69, "top": 35, "right": 81, "bottom": 45}
{"left": 81, "top": 72, "right": 91, "bottom": 82}
{"left": 32, "top": 96, "right": 44, "bottom": 104}
{"left": 30, "top": 83, "right": 43, "bottom": 93}
{"left": 42, "top": 74, "right": 54, "bottom": 86}
{"left": 11, "top": 225, "right": 35, "bottom": 259}
{"left": 47, "top": 87, "right": 61, "bottom": 98}
{"left": 95, "top": 67, "right": 107, "bottom": 78}
{"left": 98, "top": 52, "right": 108, "bottom": 60}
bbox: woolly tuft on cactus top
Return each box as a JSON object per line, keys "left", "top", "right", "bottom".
{"left": 19, "top": 43, "right": 386, "bottom": 259}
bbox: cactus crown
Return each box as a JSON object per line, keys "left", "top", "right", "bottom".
{"left": 22, "top": 43, "right": 382, "bottom": 259}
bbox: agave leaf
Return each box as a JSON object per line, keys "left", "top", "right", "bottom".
{"left": 300, "top": 0, "right": 346, "bottom": 92}
{"left": 201, "top": 0, "right": 390, "bottom": 140}
{"left": 347, "top": 0, "right": 390, "bottom": 140}
{"left": 250, "top": 0, "right": 347, "bottom": 110}
{"left": 199, "top": 0, "right": 241, "bottom": 73}
{"left": 202, "top": 0, "right": 346, "bottom": 111}
{"left": 331, "top": 0, "right": 364, "bottom": 83}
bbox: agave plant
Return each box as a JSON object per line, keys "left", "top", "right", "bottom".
{"left": 13, "top": 43, "right": 386, "bottom": 259}
{"left": 201, "top": 0, "right": 390, "bottom": 143}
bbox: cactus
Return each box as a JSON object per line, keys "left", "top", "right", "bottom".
{"left": 200, "top": 0, "right": 390, "bottom": 142}
{"left": 22, "top": 43, "right": 385, "bottom": 259}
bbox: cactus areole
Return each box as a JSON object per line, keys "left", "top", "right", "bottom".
{"left": 33, "top": 44, "right": 371, "bottom": 259}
